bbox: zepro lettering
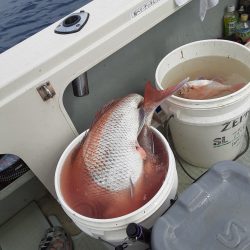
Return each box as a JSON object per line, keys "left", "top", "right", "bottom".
{"left": 221, "top": 112, "right": 248, "bottom": 132}
{"left": 213, "top": 111, "right": 249, "bottom": 148}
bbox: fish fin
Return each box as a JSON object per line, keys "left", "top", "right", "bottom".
{"left": 80, "top": 131, "right": 89, "bottom": 145}
{"left": 129, "top": 177, "right": 135, "bottom": 198}
{"left": 230, "top": 83, "right": 246, "bottom": 92}
{"left": 89, "top": 99, "right": 120, "bottom": 130}
{"left": 143, "top": 78, "right": 189, "bottom": 112}
{"left": 149, "top": 129, "right": 155, "bottom": 154}
{"left": 79, "top": 131, "right": 91, "bottom": 166}
{"left": 138, "top": 107, "right": 146, "bottom": 135}
{"left": 141, "top": 127, "right": 155, "bottom": 155}
{"left": 136, "top": 142, "right": 147, "bottom": 160}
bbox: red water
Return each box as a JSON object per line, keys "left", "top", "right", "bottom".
{"left": 60, "top": 130, "right": 168, "bottom": 219}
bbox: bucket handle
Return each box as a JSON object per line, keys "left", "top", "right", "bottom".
{"left": 164, "top": 115, "right": 250, "bottom": 180}
{"left": 164, "top": 114, "right": 197, "bottom": 181}
{"left": 233, "top": 126, "right": 250, "bottom": 160}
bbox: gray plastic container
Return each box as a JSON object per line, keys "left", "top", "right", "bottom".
{"left": 151, "top": 161, "right": 250, "bottom": 250}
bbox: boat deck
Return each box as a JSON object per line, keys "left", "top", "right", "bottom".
{"left": 0, "top": 118, "right": 249, "bottom": 250}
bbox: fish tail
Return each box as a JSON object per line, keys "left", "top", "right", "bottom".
{"left": 143, "top": 78, "right": 189, "bottom": 112}
{"left": 230, "top": 83, "right": 246, "bottom": 92}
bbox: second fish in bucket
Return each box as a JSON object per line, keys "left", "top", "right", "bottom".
{"left": 156, "top": 39, "right": 250, "bottom": 168}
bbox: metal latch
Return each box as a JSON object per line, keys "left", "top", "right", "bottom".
{"left": 37, "top": 82, "right": 56, "bottom": 101}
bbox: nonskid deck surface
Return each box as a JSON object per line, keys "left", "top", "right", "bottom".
{"left": 1, "top": 120, "right": 250, "bottom": 250}
{"left": 0, "top": 201, "right": 108, "bottom": 250}
{"left": 0, "top": 202, "right": 50, "bottom": 250}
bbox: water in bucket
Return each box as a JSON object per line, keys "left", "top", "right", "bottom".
{"left": 60, "top": 127, "right": 168, "bottom": 219}
{"left": 161, "top": 56, "right": 250, "bottom": 99}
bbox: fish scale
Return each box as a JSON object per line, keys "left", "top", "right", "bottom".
{"left": 84, "top": 94, "right": 144, "bottom": 192}
{"left": 60, "top": 79, "right": 188, "bottom": 218}
{"left": 81, "top": 80, "right": 188, "bottom": 193}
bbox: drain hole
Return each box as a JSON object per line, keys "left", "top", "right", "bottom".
{"left": 63, "top": 15, "right": 81, "bottom": 27}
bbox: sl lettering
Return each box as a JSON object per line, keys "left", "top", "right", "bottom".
{"left": 213, "top": 136, "right": 228, "bottom": 146}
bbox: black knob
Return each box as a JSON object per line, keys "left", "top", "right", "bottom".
{"left": 126, "top": 223, "right": 151, "bottom": 245}
{"left": 126, "top": 223, "right": 139, "bottom": 238}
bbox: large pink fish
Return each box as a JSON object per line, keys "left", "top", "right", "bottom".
{"left": 176, "top": 80, "right": 245, "bottom": 100}
{"left": 61, "top": 78, "right": 188, "bottom": 219}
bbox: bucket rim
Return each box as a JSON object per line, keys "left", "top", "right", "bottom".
{"left": 155, "top": 39, "right": 250, "bottom": 107}
{"left": 54, "top": 126, "right": 176, "bottom": 226}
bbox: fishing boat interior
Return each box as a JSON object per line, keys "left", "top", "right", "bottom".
{"left": 1, "top": 0, "right": 250, "bottom": 249}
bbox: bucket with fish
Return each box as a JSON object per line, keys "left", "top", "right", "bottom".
{"left": 156, "top": 39, "right": 250, "bottom": 168}
{"left": 54, "top": 80, "right": 187, "bottom": 248}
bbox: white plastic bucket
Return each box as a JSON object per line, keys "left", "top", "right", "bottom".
{"left": 55, "top": 126, "right": 177, "bottom": 247}
{"left": 155, "top": 39, "right": 250, "bottom": 168}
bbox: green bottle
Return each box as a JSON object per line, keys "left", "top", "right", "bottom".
{"left": 224, "top": 5, "right": 238, "bottom": 37}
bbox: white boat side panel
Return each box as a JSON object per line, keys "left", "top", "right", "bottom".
{"left": 0, "top": 0, "right": 191, "bottom": 195}
{"left": 0, "top": 0, "right": 191, "bottom": 105}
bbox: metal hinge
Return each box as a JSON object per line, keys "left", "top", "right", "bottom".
{"left": 37, "top": 82, "right": 56, "bottom": 101}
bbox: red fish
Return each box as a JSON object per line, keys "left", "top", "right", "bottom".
{"left": 60, "top": 78, "right": 188, "bottom": 219}
{"left": 176, "top": 80, "right": 245, "bottom": 100}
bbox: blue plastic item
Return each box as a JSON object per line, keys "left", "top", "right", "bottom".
{"left": 151, "top": 161, "right": 250, "bottom": 250}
